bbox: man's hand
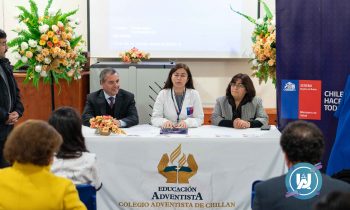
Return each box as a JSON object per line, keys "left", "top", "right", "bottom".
{"left": 112, "top": 119, "right": 121, "bottom": 127}
{"left": 6, "top": 111, "right": 19, "bottom": 125}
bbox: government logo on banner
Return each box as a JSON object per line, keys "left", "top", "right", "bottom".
{"left": 281, "top": 80, "right": 322, "bottom": 120}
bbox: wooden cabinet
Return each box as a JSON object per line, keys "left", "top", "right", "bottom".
{"left": 203, "top": 107, "right": 277, "bottom": 125}
{"left": 14, "top": 71, "right": 89, "bottom": 123}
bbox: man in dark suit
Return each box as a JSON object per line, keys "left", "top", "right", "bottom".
{"left": 253, "top": 120, "right": 350, "bottom": 210}
{"left": 0, "top": 29, "right": 24, "bottom": 168}
{"left": 82, "top": 68, "right": 138, "bottom": 127}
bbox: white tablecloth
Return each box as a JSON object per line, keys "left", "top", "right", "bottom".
{"left": 83, "top": 125, "right": 286, "bottom": 210}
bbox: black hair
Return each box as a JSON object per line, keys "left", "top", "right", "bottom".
{"left": 280, "top": 120, "right": 324, "bottom": 164}
{"left": 226, "top": 73, "right": 256, "bottom": 105}
{"left": 0, "top": 29, "right": 6, "bottom": 39}
{"left": 48, "top": 106, "right": 88, "bottom": 159}
{"left": 163, "top": 63, "right": 195, "bottom": 89}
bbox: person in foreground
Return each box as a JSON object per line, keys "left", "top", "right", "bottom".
{"left": 49, "top": 107, "right": 102, "bottom": 190}
{"left": 253, "top": 120, "right": 350, "bottom": 210}
{"left": 151, "top": 63, "right": 204, "bottom": 128}
{"left": 0, "top": 29, "right": 24, "bottom": 168}
{"left": 0, "top": 120, "right": 86, "bottom": 210}
{"left": 82, "top": 68, "right": 138, "bottom": 127}
{"left": 211, "top": 73, "right": 268, "bottom": 128}
{"left": 314, "top": 191, "right": 350, "bottom": 210}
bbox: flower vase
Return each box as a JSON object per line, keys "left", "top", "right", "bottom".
{"left": 96, "top": 128, "right": 111, "bottom": 136}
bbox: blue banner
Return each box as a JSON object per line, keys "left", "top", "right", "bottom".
{"left": 276, "top": 0, "right": 350, "bottom": 170}
{"left": 327, "top": 75, "right": 350, "bottom": 175}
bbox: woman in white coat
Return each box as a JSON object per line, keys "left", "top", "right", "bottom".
{"left": 151, "top": 63, "right": 204, "bottom": 128}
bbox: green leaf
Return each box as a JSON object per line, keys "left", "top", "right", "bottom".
{"left": 259, "top": 0, "right": 273, "bottom": 19}
{"left": 44, "top": 0, "right": 53, "bottom": 17}
{"left": 29, "top": 0, "right": 39, "bottom": 19}
{"left": 7, "top": 37, "right": 26, "bottom": 47}
{"left": 69, "top": 35, "right": 82, "bottom": 48}
{"left": 230, "top": 5, "right": 256, "bottom": 24}
{"left": 59, "top": 9, "right": 78, "bottom": 22}
{"left": 17, "top": 6, "right": 32, "bottom": 19}
{"left": 14, "top": 61, "right": 26, "bottom": 70}
{"left": 18, "top": 30, "right": 35, "bottom": 40}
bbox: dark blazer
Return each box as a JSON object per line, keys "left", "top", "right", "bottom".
{"left": 0, "top": 58, "right": 24, "bottom": 141}
{"left": 82, "top": 89, "right": 139, "bottom": 127}
{"left": 253, "top": 174, "right": 350, "bottom": 210}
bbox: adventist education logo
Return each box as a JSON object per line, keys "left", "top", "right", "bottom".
{"left": 158, "top": 144, "right": 198, "bottom": 184}
{"left": 285, "top": 162, "right": 323, "bottom": 200}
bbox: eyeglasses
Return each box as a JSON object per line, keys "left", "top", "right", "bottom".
{"left": 230, "top": 83, "right": 245, "bottom": 89}
{"left": 172, "top": 74, "right": 187, "bottom": 78}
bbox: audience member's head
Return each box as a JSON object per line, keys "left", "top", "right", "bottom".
{"left": 4, "top": 120, "right": 62, "bottom": 166}
{"left": 49, "top": 106, "right": 88, "bottom": 159}
{"left": 280, "top": 120, "right": 324, "bottom": 166}
{"left": 226, "top": 73, "right": 256, "bottom": 105}
{"left": 164, "top": 63, "right": 194, "bottom": 89}
{"left": 314, "top": 191, "right": 350, "bottom": 210}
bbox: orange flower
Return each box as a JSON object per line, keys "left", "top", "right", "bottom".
{"left": 47, "top": 41, "right": 53, "bottom": 48}
{"left": 41, "top": 34, "right": 49, "bottom": 41}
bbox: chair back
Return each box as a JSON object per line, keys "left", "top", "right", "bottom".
{"left": 76, "top": 184, "right": 96, "bottom": 210}
{"left": 251, "top": 180, "right": 262, "bottom": 209}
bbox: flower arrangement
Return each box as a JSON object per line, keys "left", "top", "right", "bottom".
{"left": 119, "top": 47, "right": 150, "bottom": 63}
{"left": 7, "top": 0, "right": 86, "bottom": 87}
{"left": 89, "top": 115, "right": 126, "bottom": 135}
{"left": 232, "top": 1, "right": 276, "bottom": 85}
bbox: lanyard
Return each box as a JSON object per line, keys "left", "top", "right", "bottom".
{"left": 171, "top": 88, "right": 186, "bottom": 123}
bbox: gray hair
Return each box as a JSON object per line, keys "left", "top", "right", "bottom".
{"left": 99, "top": 68, "right": 118, "bottom": 84}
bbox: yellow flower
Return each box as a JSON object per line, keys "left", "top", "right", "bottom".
{"left": 52, "top": 36, "right": 59, "bottom": 44}
{"left": 39, "top": 40, "right": 46, "bottom": 46}
{"left": 47, "top": 31, "right": 55, "bottom": 38}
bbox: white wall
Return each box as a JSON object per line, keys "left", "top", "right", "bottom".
{"left": 1, "top": 0, "right": 276, "bottom": 108}
{"left": 0, "top": 0, "right": 3, "bottom": 29}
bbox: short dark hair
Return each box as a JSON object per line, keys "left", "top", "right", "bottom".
{"left": 99, "top": 68, "right": 118, "bottom": 84}
{"left": 4, "top": 120, "right": 62, "bottom": 166}
{"left": 0, "top": 29, "right": 6, "bottom": 39}
{"left": 314, "top": 191, "right": 350, "bottom": 210}
{"left": 48, "top": 106, "right": 88, "bottom": 159}
{"left": 226, "top": 73, "right": 256, "bottom": 105}
{"left": 280, "top": 120, "right": 324, "bottom": 164}
{"left": 163, "top": 63, "right": 195, "bottom": 89}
